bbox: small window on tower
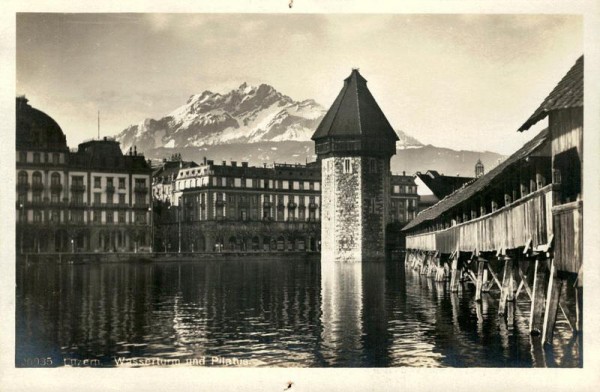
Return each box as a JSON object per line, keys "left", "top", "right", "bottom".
{"left": 369, "top": 158, "right": 377, "bottom": 173}
{"left": 343, "top": 159, "right": 352, "bottom": 174}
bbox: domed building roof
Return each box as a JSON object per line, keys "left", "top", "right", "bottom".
{"left": 16, "top": 96, "right": 68, "bottom": 152}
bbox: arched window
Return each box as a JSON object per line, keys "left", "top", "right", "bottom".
{"left": 33, "top": 152, "right": 41, "bottom": 164}
{"left": 18, "top": 171, "right": 28, "bottom": 184}
{"left": 51, "top": 172, "right": 61, "bottom": 185}
{"left": 32, "top": 171, "right": 42, "bottom": 185}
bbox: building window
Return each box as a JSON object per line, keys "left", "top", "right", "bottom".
{"left": 52, "top": 153, "right": 60, "bottom": 164}
{"left": 118, "top": 177, "right": 126, "bottom": 189}
{"left": 50, "top": 210, "right": 59, "bottom": 223}
{"left": 71, "top": 211, "right": 84, "bottom": 223}
{"left": 18, "top": 171, "right": 28, "bottom": 184}
{"left": 32, "top": 171, "right": 42, "bottom": 185}
{"left": 18, "top": 192, "right": 27, "bottom": 205}
{"left": 106, "top": 193, "right": 114, "bottom": 205}
{"left": 135, "top": 193, "right": 145, "bottom": 205}
{"left": 135, "top": 211, "right": 146, "bottom": 224}
{"left": 369, "top": 158, "right": 377, "bottom": 173}
{"left": 106, "top": 211, "right": 114, "bottom": 223}
{"left": 93, "top": 211, "right": 100, "bottom": 222}
{"left": 370, "top": 198, "right": 376, "bottom": 214}
{"left": 33, "top": 210, "right": 42, "bottom": 223}
{"left": 393, "top": 185, "right": 400, "bottom": 194}
{"left": 72, "top": 175, "right": 84, "bottom": 186}
{"left": 119, "top": 193, "right": 126, "bottom": 205}
{"left": 118, "top": 211, "right": 126, "bottom": 223}
{"left": 50, "top": 172, "right": 61, "bottom": 185}
{"left": 107, "top": 177, "right": 114, "bottom": 187}
{"left": 94, "top": 176, "right": 101, "bottom": 188}
{"left": 51, "top": 193, "right": 60, "bottom": 203}
{"left": 19, "top": 151, "right": 27, "bottom": 163}
{"left": 343, "top": 159, "right": 352, "bottom": 174}
{"left": 32, "top": 192, "right": 42, "bottom": 203}
{"left": 94, "top": 193, "right": 101, "bottom": 205}
{"left": 33, "top": 153, "right": 40, "bottom": 164}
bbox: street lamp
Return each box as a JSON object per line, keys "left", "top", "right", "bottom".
{"left": 178, "top": 203, "right": 181, "bottom": 254}
{"left": 19, "top": 203, "right": 24, "bottom": 254}
{"left": 148, "top": 206, "right": 153, "bottom": 253}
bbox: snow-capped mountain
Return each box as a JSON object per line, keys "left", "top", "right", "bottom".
{"left": 116, "top": 83, "right": 327, "bottom": 152}
{"left": 115, "top": 82, "right": 504, "bottom": 177}
{"left": 115, "top": 82, "right": 422, "bottom": 153}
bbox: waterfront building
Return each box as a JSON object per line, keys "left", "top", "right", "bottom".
{"left": 312, "top": 69, "right": 399, "bottom": 262}
{"left": 152, "top": 156, "right": 198, "bottom": 204}
{"left": 16, "top": 97, "right": 153, "bottom": 253}
{"left": 154, "top": 158, "right": 322, "bottom": 252}
{"left": 403, "top": 55, "right": 583, "bottom": 345}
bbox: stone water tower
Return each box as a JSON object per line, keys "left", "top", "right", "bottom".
{"left": 312, "top": 69, "right": 398, "bottom": 262}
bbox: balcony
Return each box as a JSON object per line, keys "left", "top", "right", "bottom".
{"left": 309, "top": 202, "right": 318, "bottom": 210}
{"left": 70, "top": 184, "right": 86, "bottom": 193}
{"left": 106, "top": 184, "right": 116, "bottom": 193}
{"left": 288, "top": 202, "right": 297, "bottom": 209}
{"left": 215, "top": 200, "right": 225, "bottom": 207}
{"left": 16, "top": 183, "right": 30, "bottom": 193}
{"left": 263, "top": 201, "right": 272, "bottom": 208}
{"left": 406, "top": 184, "right": 555, "bottom": 254}
{"left": 50, "top": 183, "right": 63, "bottom": 193}
{"left": 31, "top": 182, "right": 44, "bottom": 192}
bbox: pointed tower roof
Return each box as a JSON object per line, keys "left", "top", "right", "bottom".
{"left": 312, "top": 69, "right": 399, "bottom": 142}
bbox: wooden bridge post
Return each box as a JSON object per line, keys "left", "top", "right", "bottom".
{"left": 542, "top": 259, "right": 563, "bottom": 345}
{"left": 475, "top": 256, "right": 485, "bottom": 302}
{"left": 529, "top": 256, "right": 550, "bottom": 335}
{"left": 576, "top": 266, "right": 583, "bottom": 332}
{"left": 450, "top": 251, "right": 460, "bottom": 292}
{"left": 498, "top": 253, "right": 515, "bottom": 317}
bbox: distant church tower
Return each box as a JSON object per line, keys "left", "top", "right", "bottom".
{"left": 475, "top": 158, "right": 485, "bottom": 178}
{"left": 312, "top": 69, "right": 399, "bottom": 262}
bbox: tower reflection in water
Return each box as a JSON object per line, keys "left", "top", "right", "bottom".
{"left": 319, "top": 260, "right": 389, "bottom": 367}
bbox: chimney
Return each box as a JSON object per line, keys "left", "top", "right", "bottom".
{"left": 242, "top": 162, "right": 248, "bottom": 168}
{"left": 207, "top": 160, "right": 213, "bottom": 165}
{"left": 203, "top": 156, "right": 207, "bottom": 164}
{"left": 222, "top": 160, "right": 227, "bottom": 166}
{"left": 403, "top": 171, "right": 405, "bottom": 176}
{"left": 134, "top": 146, "right": 137, "bottom": 156}
{"left": 231, "top": 161, "right": 237, "bottom": 167}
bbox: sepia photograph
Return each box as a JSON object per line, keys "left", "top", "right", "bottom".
{"left": 2, "top": 0, "right": 600, "bottom": 391}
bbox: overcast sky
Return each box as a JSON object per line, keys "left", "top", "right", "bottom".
{"left": 17, "top": 13, "right": 582, "bottom": 155}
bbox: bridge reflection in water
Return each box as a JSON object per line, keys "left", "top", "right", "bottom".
{"left": 15, "top": 258, "right": 580, "bottom": 367}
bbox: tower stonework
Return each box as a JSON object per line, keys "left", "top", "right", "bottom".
{"left": 312, "top": 69, "right": 398, "bottom": 262}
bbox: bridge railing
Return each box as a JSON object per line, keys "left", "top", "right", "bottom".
{"left": 406, "top": 184, "right": 555, "bottom": 254}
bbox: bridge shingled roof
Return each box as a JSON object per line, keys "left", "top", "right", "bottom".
{"left": 518, "top": 55, "right": 583, "bottom": 132}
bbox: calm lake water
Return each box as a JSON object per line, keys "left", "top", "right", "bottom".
{"left": 15, "top": 257, "right": 581, "bottom": 367}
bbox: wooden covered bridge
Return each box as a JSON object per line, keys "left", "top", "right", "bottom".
{"left": 402, "top": 56, "right": 583, "bottom": 346}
